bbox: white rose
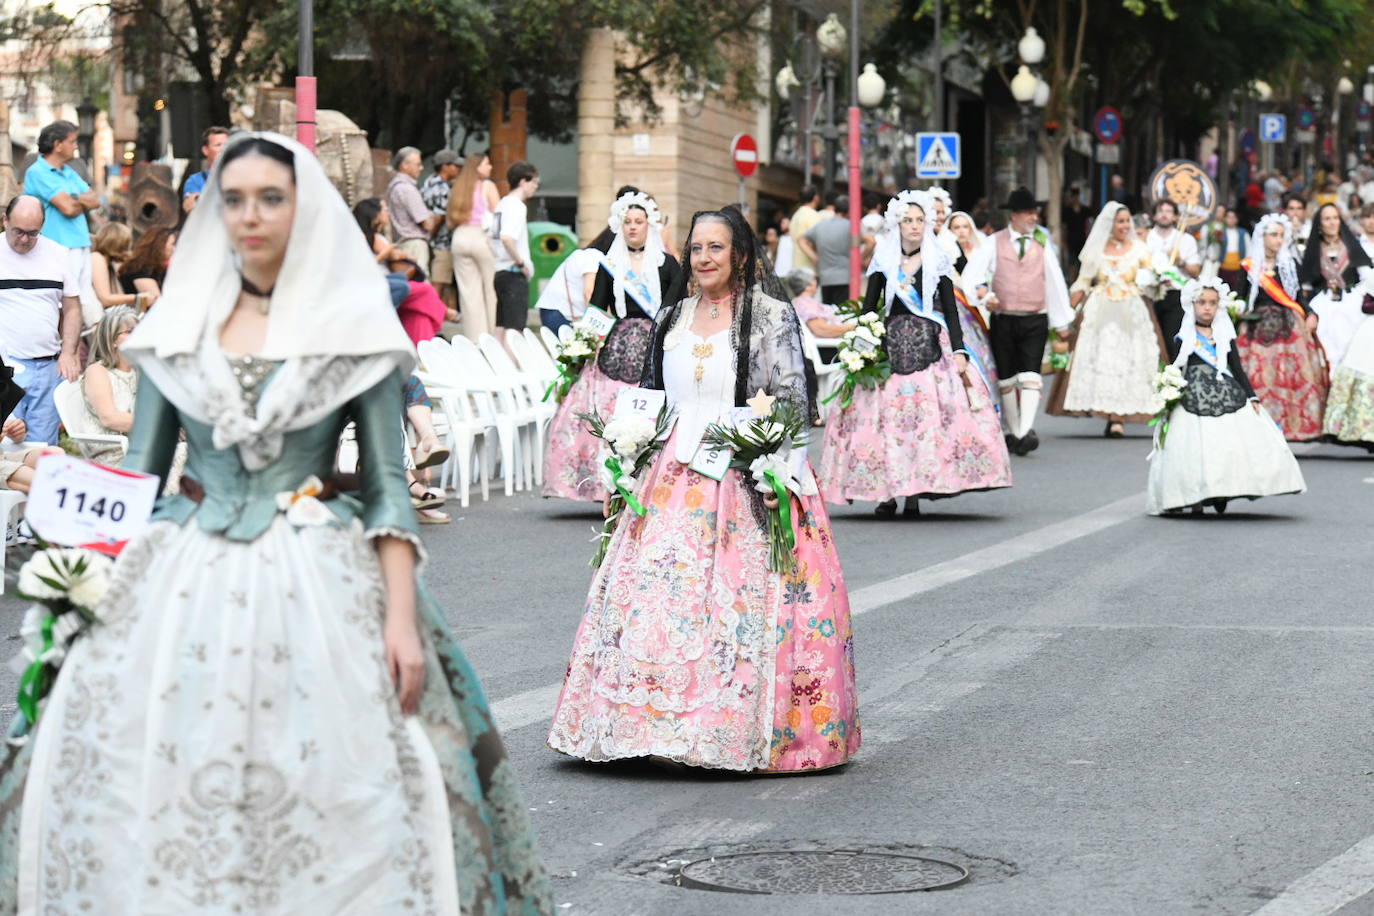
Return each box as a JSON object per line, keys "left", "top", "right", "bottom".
{"left": 868, "top": 320, "right": 886, "bottom": 336}
{"left": 854, "top": 326, "right": 880, "bottom": 345}
{"left": 841, "top": 351, "right": 864, "bottom": 371}
{"left": 1159, "top": 385, "right": 1182, "bottom": 402}
{"left": 564, "top": 341, "right": 591, "bottom": 358}
{"left": 67, "top": 568, "right": 110, "bottom": 611}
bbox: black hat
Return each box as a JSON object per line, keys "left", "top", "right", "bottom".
{"left": 1003, "top": 187, "right": 1040, "bottom": 212}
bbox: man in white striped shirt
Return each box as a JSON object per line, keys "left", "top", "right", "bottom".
{"left": 0, "top": 195, "right": 81, "bottom": 444}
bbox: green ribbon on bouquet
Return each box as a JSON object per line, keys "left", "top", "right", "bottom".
{"left": 763, "top": 469, "right": 796, "bottom": 552}
{"left": 821, "top": 380, "right": 855, "bottom": 410}
{"left": 15, "top": 612, "right": 55, "bottom": 725}
{"left": 603, "top": 457, "right": 646, "bottom": 516}
{"left": 1158, "top": 267, "right": 1187, "bottom": 289}
{"left": 543, "top": 363, "right": 576, "bottom": 403}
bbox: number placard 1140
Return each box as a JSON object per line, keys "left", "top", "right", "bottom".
{"left": 24, "top": 454, "right": 160, "bottom": 548}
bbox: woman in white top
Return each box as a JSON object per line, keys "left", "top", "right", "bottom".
{"left": 80, "top": 304, "right": 139, "bottom": 465}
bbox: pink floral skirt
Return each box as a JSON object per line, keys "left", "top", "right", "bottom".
{"left": 819, "top": 344, "right": 1012, "bottom": 503}
{"left": 541, "top": 363, "right": 626, "bottom": 501}
{"left": 547, "top": 435, "right": 860, "bottom": 772}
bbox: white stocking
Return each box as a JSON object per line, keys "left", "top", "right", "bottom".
{"left": 998, "top": 379, "right": 1020, "bottom": 436}
{"left": 1015, "top": 372, "right": 1042, "bottom": 438}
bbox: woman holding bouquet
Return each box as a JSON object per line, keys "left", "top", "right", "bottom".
{"left": 820, "top": 190, "right": 1011, "bottom": 518}
{"left": 1046, "top": 201, "right": 1165, "bottom": 436}
{"left": 547, "top": 207, "right": 859, "bottom": 773}
{"left": 1233, "top": 213, "right": 1328, "bottom": 441}
{"left": 0, "top": 133, "right": 552, "bottom": 914}
{"left": 541, "top": 191, "right": 681, "bottom": 501}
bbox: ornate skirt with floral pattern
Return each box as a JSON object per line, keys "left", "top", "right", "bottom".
{"left": 1147, "top": 368, "right": 1306, "bottom": 515}
{"left": 1236, "top": 307, "right": 1329, "bottom": 442}
{"left": 547, "top": 435, "right": 860, "bottom": 772}
{"left": 0, "top": 518, "right": 552, "bottom": 915}
{"left": 1047, "top": 290, "right": 1164, "bottom": 422}
{"left": 957, "top": 305, "right": 999, "bottom": 400}
{"left": 541, "top": 363, "right": 623, "bottom": 501}
{"left": 1322, "top": 316, "right": 1374, "bottom": 447}
{"left": 819, "top": 324, "right": 1011, "bottom": 503}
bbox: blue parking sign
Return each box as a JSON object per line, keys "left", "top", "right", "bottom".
{"left": 1259, "top": 114, "right": 1286, "bottom": 144}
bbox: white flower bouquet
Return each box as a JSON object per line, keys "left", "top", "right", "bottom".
{"left": 704, "top": 392, "right": 810, "bottom": 573}
{"left": 8, "top": 546, "right": 109, "bottom": 740}
{"left": 546, "top": 320, "right": 604, "bottom": 403}
{"left": 826, "top": 308, "right": 891, "bottom": 409}
{"left": 578, "top": 405, "right": 675, "bottom": 567}
{"left": 1148, "top": 362, "right": 1189, "bottom": 451}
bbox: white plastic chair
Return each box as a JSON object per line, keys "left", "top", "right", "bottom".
{"left": 0, "top": 489, "right": 23, "bottom": 595}
{"left": 512, "top": 328, "right": 560, "bottom": 385}
{"left": 52, "top": 379, "right": 128, "bottom": 459}
{"left": 415, "top": 340, "right": 493, "bottom": 507}
{"left": 538, "top": 325, "right": 563, "bottom": 358}
{"left": 799, "top": 325, "right": 845, "bottom": 421}
{"left": 429, "top": 337, "right": 528, "bottom": 496}
{"left": 477, "top": 333, "right": 553, "bottom": 488}
{"left": 557, "top": 324, "right": 575, "bottom": 344}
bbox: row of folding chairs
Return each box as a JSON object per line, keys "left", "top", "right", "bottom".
{"left": 415, "top": 328, "right": 563, "bottom": 507}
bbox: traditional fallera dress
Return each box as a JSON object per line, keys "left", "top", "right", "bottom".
{"left": 1234, "top": 262, "right": 1328, "bottom": 441}
{"left": 1301, "top": 227, "right": 1374, "bottom": 448}
{"left": 0, "top": 131, "right": 552, "bottom": 915}
{"left": 820, "top": 265, "right": 1011, "bottom": 502}
{"left": 547, "top": 290, "right": 860, "bottom": 772}
{"left": 542, "top": 196, "right": 681, "bottom": 502}
{"left": 951, "top": 242, "right": 999, "bottom": 402}
{"left": 1148, "top": 332, "right": 1306, "bottom": 515}
{"left": 1048, "top": 238, "right": 1165, "bottom": 422}
{"left": 1323, "top": 312, "right": 1374, "bottom": 448}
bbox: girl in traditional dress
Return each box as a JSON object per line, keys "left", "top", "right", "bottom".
{"left": 820, "top": 190, "right": 1011, "bottom": 517}
{"left": 946, "top": 209, "right": 1000, "bottom": 409}
{"left": 0, "top": 133, "right": 552, "bottom": 914}
{"left": 1047, "top": 201, "right": 1165, "bottom": 437}
{"left": 1147, "top": 278, "right": 1305, "bottom": 515}
{"left": 1300, "top": 202, "right": 1372, "bottom": 369}
{"left": 1234, "top": 213, "right": 1328, "bottom": 441}
{"left": 542, "top": 191, "right": 681, "bottom": 501}
{"left": 547, "top": 208, "right": 859, "bottom": 773}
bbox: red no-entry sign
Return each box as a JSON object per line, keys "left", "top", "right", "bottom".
{"left": 730, "top": 133, "right": 758, "bottom": 178}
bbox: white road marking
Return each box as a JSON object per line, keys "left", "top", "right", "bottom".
{"left": 491, "top": 493, "right": 1143, "bottom": 734}
{"left": 1249, "top": 835, "right": 1374, "bottom": 915}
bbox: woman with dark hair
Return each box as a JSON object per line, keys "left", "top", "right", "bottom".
{"left": 1233, "top": 213, "right": 1327, "bottom": 441}
{"left": 118, "top": 225, "right": 178, "bottom": 309}
{"left": 0, "top": 133, "right": 552, "bottom": 913}
{"left": 541, "top": 190, "right": 681, "bottom": 501}
{"left": 1300, "top": 201, "right": 1372, "bottom": 368}
{"left": 821, "top": 191, "right": 1010, "bottom": 517}
{"left": 548, "top": 207, "right": 860, "bottom": 773}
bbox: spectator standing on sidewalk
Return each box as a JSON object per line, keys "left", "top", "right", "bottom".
{"left": 386, "top": 146, "right": 440, "bottom": 274}
{"left": 492, "top": 160, "right": 540, "bottom": 332}
{"left": 447, "top": 152, "right": 502, "bottom": 340}
{"left": 788, "top": 184, "right": 824, "bottom": 273}
{"left": 798, "top": 193, "right": 854, "bottom": 304}
{"left": 421, "top": 149, "right": 460, "bottom": 309}
{"left": 0, "top": 196, "right": 82, "bottom": 444}
{"left": 23, "top": 120, "right": 99, "bottom": 329}
{"left": 181, "top": 126, "right": 230, "bottom": 213}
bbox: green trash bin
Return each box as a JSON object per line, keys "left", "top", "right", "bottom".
{"left": 528, "top": 221, "right": 579, "bottom": 310}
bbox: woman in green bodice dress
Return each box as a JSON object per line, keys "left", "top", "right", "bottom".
{"left": 0, "top": 133, "right": 552, "bottom": 914}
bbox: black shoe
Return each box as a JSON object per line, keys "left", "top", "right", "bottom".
{"left": 902, "top": 497, "right": 921, "bottom": 517}
{"left": 875, "top": 499, "right": 897, "bottom": 519}
{"left": 1213, "top": 499, "right": 1229, "bottom": 515}
{"left": 1019, "top": 429, "right": 1040, "bottom": 453}
{"left": 1004, "top": 432, "right": 1019, "bottom": 450}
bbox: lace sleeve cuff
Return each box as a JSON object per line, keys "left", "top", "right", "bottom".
{"left": 366, "top": 525, "right": 429, "bottom": 575}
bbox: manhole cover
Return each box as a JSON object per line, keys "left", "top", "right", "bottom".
{"left": 674, "top": 848, "right": 969, "bottom": 895}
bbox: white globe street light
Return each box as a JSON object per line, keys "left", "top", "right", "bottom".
{"left": 857, "top": 63, "right": 886, "bottom": 108}
{"left": 775, "top": 62, "right": 800, "bottom": 98}
{"left": 1018, "top": 27, "right": 1046, "bottom": 66}
{"left": 817, "top": 14, "right": 847, "bottom": 59}
{"left": 1253, "top": 80, "right": 1273, "bottom": 102}
{"left": 1033, "top": 78, "right": 1050, "bottom": 108}
{"left": 1338, "top": 76, "right": 1355, "bottom": 96}
{"left": 1010, "top": 65, "right": 1038, "bottom": 104}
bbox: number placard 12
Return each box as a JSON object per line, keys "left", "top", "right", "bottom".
{"left": 612, "top": 387, "right": 666, "bottom": 423}
{"left": 24, "top": 454, "right": 160, "bottom": 548}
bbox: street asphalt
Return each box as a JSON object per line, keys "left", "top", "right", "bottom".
{"left": 3, "top": 411, "right": 1372, "bottom": 915}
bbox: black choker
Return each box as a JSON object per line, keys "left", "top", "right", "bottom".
{"left": 628, "top": 246, "right": 645, "bottom": 253}
{"left": 241, "top": 276, "right": 275, "bottom": 298}
{"left": 901, "top": 247, "right": 920, "bottom": 257}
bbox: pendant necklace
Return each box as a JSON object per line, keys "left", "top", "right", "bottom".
{"left": 241, "top": 276, "right": 274, "bottom": 315}
{"left": 706, "top": 291, "right": 730, "bottom": 320}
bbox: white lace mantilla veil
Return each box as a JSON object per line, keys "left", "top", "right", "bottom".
{"left": 1246, "top": 213, "right": 1299, "bottom": 308}
{"left": 122, "top": 131, "right": 415, "bottom": 470}
{"left": 869, "top": 189, "right": 951, "bottom": 316}
{"left": 1175, "top": 277, "right": 1238, "bottom": 378}
{"left": 603, "top": 191, "right": 666, "bottom": 318}
{"left": 1076, "top": 200, "right": 1130, "bottom": 281}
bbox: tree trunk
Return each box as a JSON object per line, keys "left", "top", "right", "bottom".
{"left": 1040, "top": 130, "right": 1070, "bottom": 261}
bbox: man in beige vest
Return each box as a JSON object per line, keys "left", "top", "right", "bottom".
{"left": 962, "top": 187, "right": 1073, "bottom": 455}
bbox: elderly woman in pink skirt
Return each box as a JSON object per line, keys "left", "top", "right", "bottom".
{"left": 547, "top": 207, "right": 860, "bottom": 773}
{"left": 820, "top": 190, "right": 1012, "bottom": 517}
{"left": 542, "top": 191, "right": 681, "bottom": 501}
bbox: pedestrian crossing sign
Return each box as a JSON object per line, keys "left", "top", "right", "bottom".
{"left": 916, "top": 132, "right": 961, "bottom": 179}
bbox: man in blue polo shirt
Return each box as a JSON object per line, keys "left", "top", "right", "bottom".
{"left": 23, "top": 120, "right": 99, "bottom": 327}
{"left": 182, "top": 125, "right": 230, "bottom": 213}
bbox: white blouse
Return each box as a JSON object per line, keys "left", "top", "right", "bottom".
{"left": 662, "top": 327, "right": 735, "bottom": 463}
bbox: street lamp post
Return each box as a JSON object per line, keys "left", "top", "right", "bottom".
{"left": 296, "top": 0, "right": 316, "bottom": 151}
{"left": 1010, "top": 65, "right": 1038, "bottom": 190}
{"left": 816, "top": 14, "right": 847, "bottom": 196}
